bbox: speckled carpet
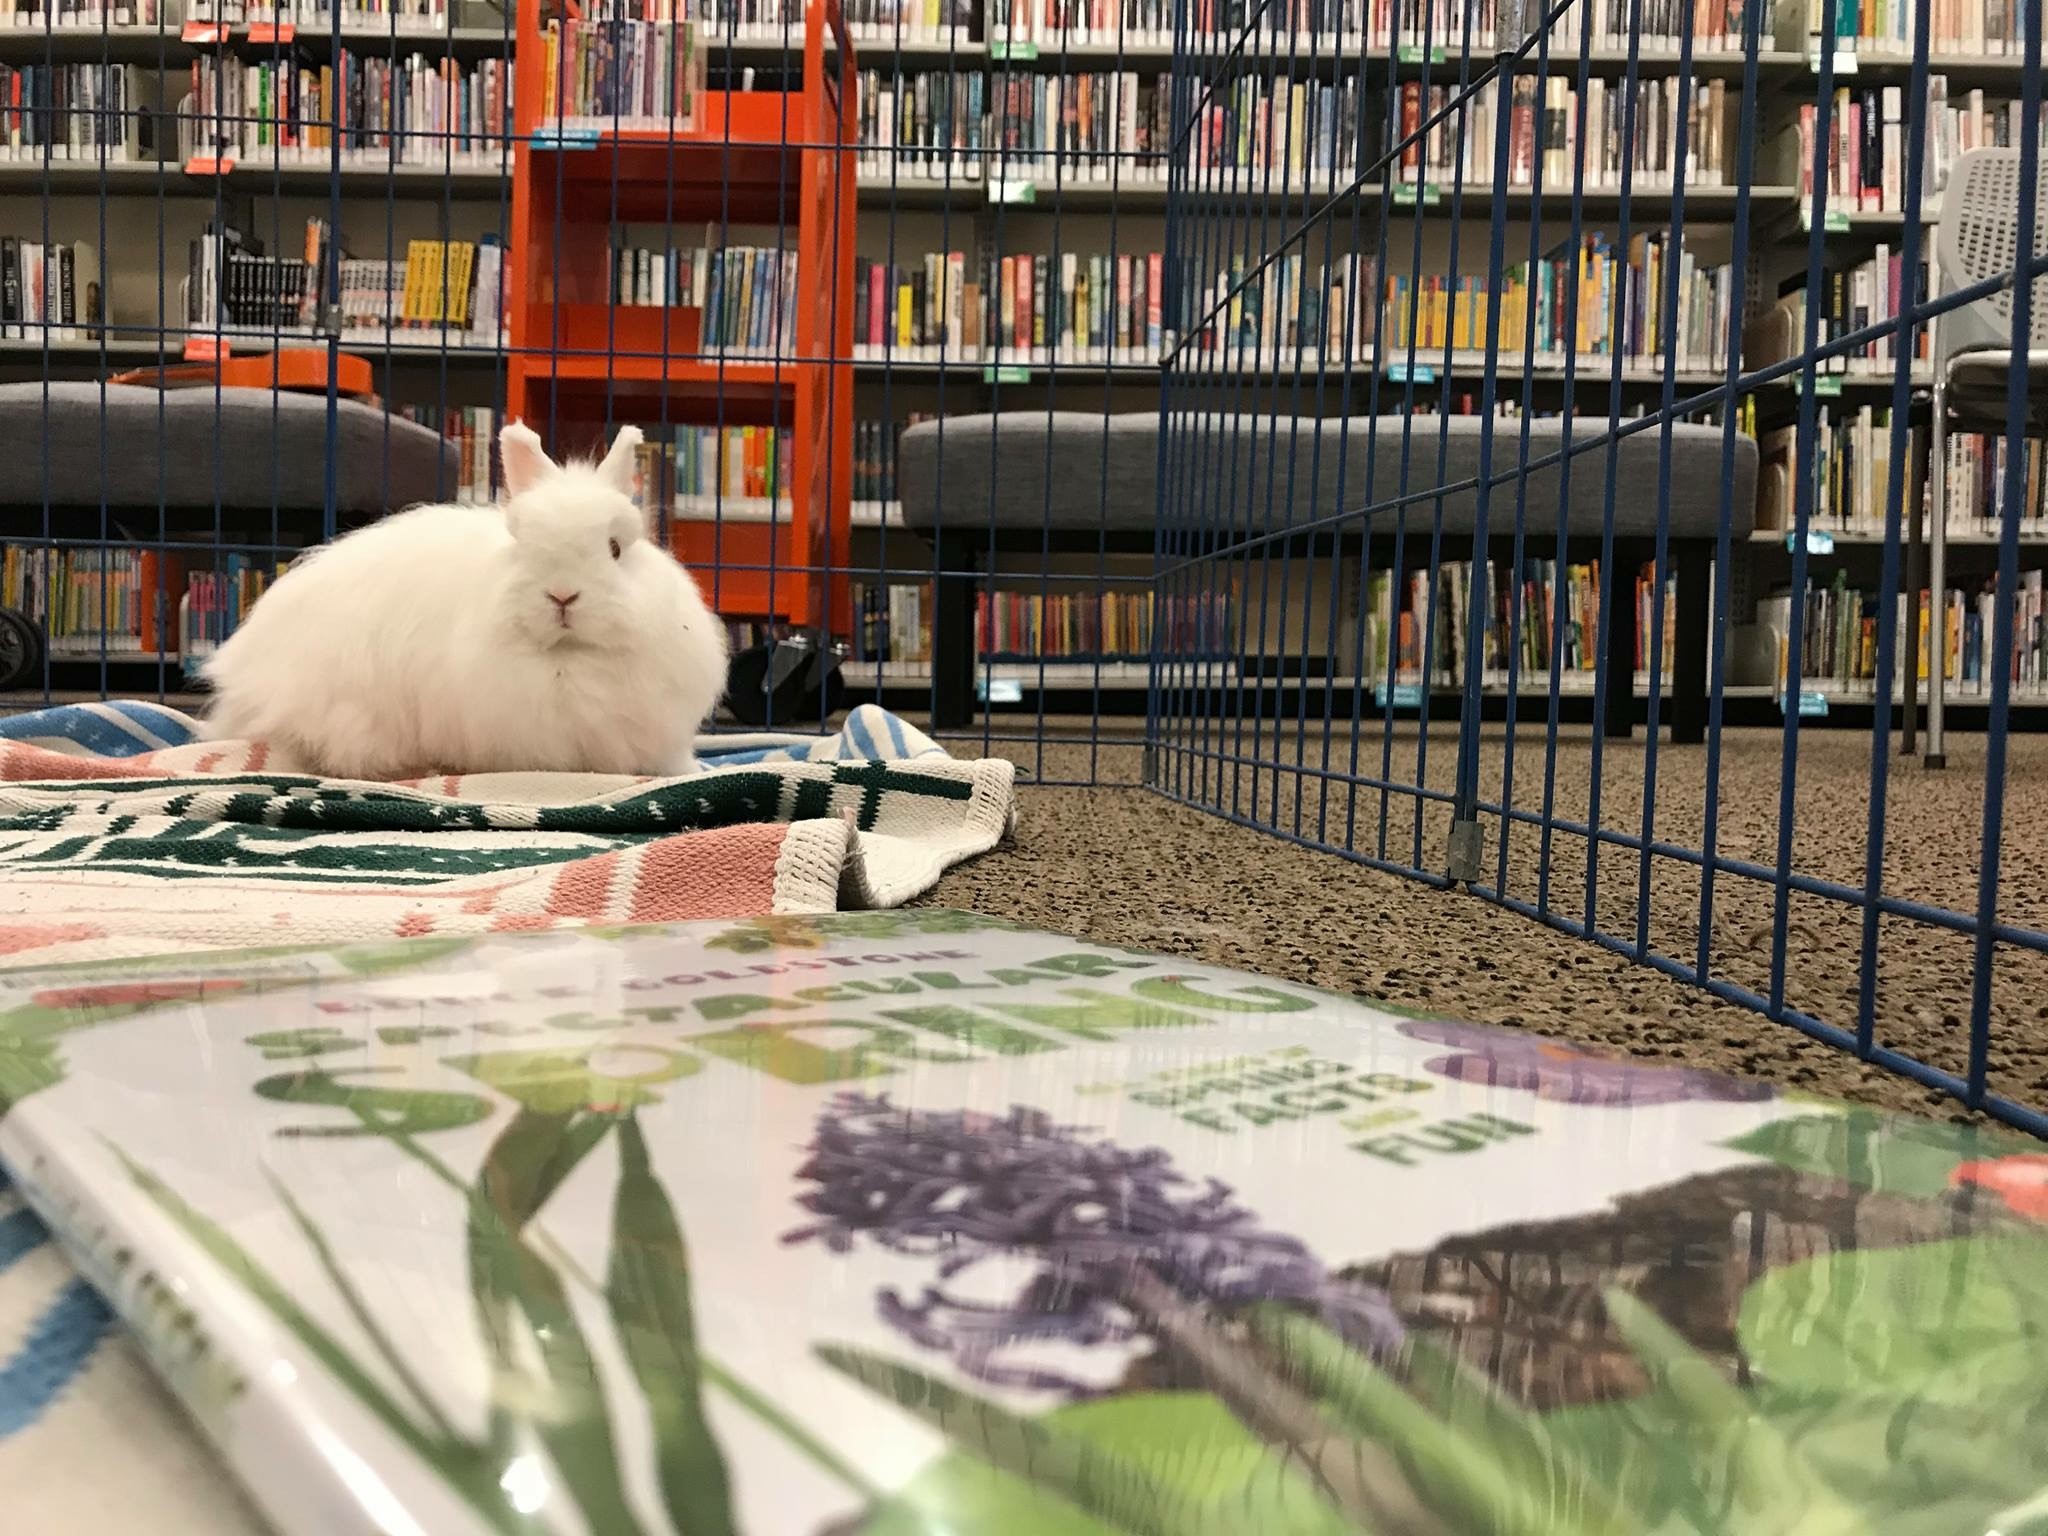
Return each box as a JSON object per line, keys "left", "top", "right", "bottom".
{"left": 916, "top": 722, "right": 2048, "bottom": 1126}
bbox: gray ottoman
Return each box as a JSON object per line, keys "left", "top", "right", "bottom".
{"left": 0, "top": 381, "right": 459, "bottom": 514}
{"left": 898, "top": 411, "right": 1757, "bottom": 739}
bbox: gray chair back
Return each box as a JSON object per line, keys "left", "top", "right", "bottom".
{"left": 1935, "top": 146, "right": 2048, "bottom": 369}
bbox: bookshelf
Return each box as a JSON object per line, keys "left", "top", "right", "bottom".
{"left": 4, "top": 0, "right": 2047, "bottom": 726}
{"left": 505, "top": 0, "right": 857, "bottom": 638}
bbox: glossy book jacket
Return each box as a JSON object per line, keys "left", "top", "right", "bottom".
{"left": 1, "top": 911, "right": 2045, "bottom": 1535}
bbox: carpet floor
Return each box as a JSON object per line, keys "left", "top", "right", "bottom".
{"left": 917, "top": 721, "right": 2048, "bottom": 1126}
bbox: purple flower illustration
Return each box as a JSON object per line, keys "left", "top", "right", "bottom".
{"left": 784, "top": 1093, "right": 1402, "bottom": 1393}
{"left": 1398, "top": 1018, "right": 1775, "bottom": 1106}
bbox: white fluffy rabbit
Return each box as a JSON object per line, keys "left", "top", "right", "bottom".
{"left": 205, "top": 421, "right": 728, "bottom": 780}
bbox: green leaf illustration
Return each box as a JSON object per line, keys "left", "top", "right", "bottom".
{"left": 818, "top": 1345, "right": 1310, "bottom": 1536}
{"left": 1604, "top": 1290, "right": 1869, "bottom": 1536}
{"left": 858, "top": 1391, "right": 1355, "bottom": 1536}
{"left": 1246, "top": 1307, "right": 1618, "bottom": 1536}
{"left": 467, "top": 1107, "right": 648, "bottom": 1536}
{"left": 1724, "top": 1111, "right": 2038, "bottom": 1199}
{"left": 1739, "top": 1234, "right": 2048, "bottom": 1405}
{"left": 606, "top": 1114, "right": 738, "bottom": 1536}
{"left": 116, "top": 1147, "right": 537, "bottom": 1535}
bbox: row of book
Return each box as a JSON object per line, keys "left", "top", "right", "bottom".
{"left": 852, "top": 414, "right": 930, "bottom": 506}
{"left": 173, "top": 54, "right": 510, "bottom": 164}
{"left": 1759, "top": 575, "right": 2048, "bottom": 698}
{"left": 1790, "top": 82, "right": 2045, "bottom": 220}
{"left": 1744, "top": 247, "right": 1933, "bottom": 380}
{"left": 1756, "top": 416, "right": 2048, "bottom": 540}
{"left": 1793, "top": 0, "right": 2029, "bottom": 57}
{"left": 849, "top": 582, "right": 1235, "bottom": 664}
{"left": 852, "top": 248, "right": 1167, "bottom": 362}
{"left": 497, "top": 0, "right": 1769, "bottom": 50}
{"left": 1369, "top": 235, "right": 1736, "bottom": 373}
{"left": 591, "top": 231, "right": 794, "bottom": 354}
{"left": 1428, "top": 74, "right": 1733, "bottom": 192}
{"left": 397, "top": 402, "right": 494, "bottom": 503}
{"left": 180, "top": 0, "right": 454, "bottom": 28}
{"left": 327, "top": 241, "right": 505, "bottom": 336}
{"left": 0, "top": 236, "right": 100, "bottom": 339}
{"left": 179, "top": 557, "right": 284, "bottom": 668}
{"left": 0, "top": 544, "right": 287, "bottom": 662}
{"left": 536, "top": 15, "right": 704, "bottom": 133}
{"left": 1357, "top": 557, "right": 1678, "bottom": 687}
{"left": 984, "top": 0, "right": 1775, "bottom": 51}
{"left": 638, "top": 423, "right": 797, "bottom": 513}
{"left": 0, "top": 545, "right": 164, "bottom": 657}
{"left": 1757, "top": 408, "right": 1906, "bottom": 536}
{"left": 845, "top": 69, "right": 1740, "bottom": 192}
{"left": 857, "top": 68, "right": 1173, "bottom": 183}
{"left": 609, "top": 240, "right": 714, "bottom": 308}
{"left": 177, "top": 218, "right": 505, "bottom": 341}
{"left": 0, "top": 0, "right": 160, "bottom": 26}
{"left": 0, "top": 63, "right": 146, "bottom": 161}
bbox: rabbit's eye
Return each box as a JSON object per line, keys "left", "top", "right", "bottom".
{"left": 608, "top": 538, "right": 622, "bottom": 561}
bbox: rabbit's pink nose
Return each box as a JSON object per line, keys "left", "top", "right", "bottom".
{"left": 547, "top": 590, "right": 580, "bottom": 610}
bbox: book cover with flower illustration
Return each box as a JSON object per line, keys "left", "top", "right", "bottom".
{"left": 1, "top": 911, "right": 2045, "bottom": 1535}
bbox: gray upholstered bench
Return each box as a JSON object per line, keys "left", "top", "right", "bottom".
{"left": 897, "top": 411, "right": 1757, "bottom": 739}
{"left": 0, "top": 381, "right": 458, "bottom": 515}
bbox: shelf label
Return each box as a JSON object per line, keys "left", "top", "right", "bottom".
{"left": 983, "top": 365, "right": 1032, "bottom": 383}
{"left": 1787, "top": 529, "right": 1836, "bottom": 554}
{"left": 988, "top": 39, "right": 1038, "bottom": 59}
{"left": 183, "top": 152, "right": 237, "bottom": 176}
{"left": 1376, "top": 681, "right": 1425, "bottom": 709}
{"left": 978, "top": 679, "right": 1024, "bottom": 703}
{"left": 180, "top": 19, "right": 230, "bottom": 41}
{"left": 247, "top": 20, "right": 295, "bottom": 42}
{"left": 1781, "top": 689, "right": 1831, "bottom": 717}
{"left": 1813, "top": 373, "right": 1843, "bottom": 398}
{"left": 1393, "top": 181, "right": 1443, "bottom": 206}
{"left": 1396, "top": 43, "right": 1446, "bottom": 62}
{"left": 182, "top": 336, "right": 229, "bottom": 362}
{"left": 1799, "top": 207, "right": 1852, "bottom": 233}
{"left": 1806, "top": 47, "right": 1858, "bottom": 73}
{"left": 988, "top": 178, "right": 1037, "bottom": 204}
{"left": 1386, "top": 361, "right": 1436, "bottom": 384}
{"left": 530, "top": 126, "right": 602, "bottom": 148}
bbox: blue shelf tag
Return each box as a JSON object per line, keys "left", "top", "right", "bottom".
{"left": 1376, "top": 681, "right": 1424, "bottom": 709}
{"left": 530, "top": 126, "right": 601, "bottom": 148}
{"left": 1387, "top": 361, "right": 1436, "bottom": 384}
{"left": 1787, "top": 529, "right": 1836, "bottom": 554}
{"left": 978, "top": 679, "right": 1024, "bottom": 704}
{"left": 1781, "top": 689, "right": 1831, "bottom": 717}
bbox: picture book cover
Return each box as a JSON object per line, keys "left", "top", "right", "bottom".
{"left": 1, "top": 910, "right": 2044, "bottom": 1535}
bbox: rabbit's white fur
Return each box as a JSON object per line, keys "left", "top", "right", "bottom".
{"left": 204, "top": 421, "right": 728, "bottom": 780}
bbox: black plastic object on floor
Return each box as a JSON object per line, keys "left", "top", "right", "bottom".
{"left": 0, "top": 608, "right": 42, "bottom": 692}
{"left": 726, "top": 634, "right": 846, "bottom": 729}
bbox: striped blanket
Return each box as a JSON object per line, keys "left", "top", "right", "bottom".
{"left": 0, "top": 700, "right": 1014, "bottom": 1524}
{"left": 0, "top": 701, "right": 1015, "bottom": 969}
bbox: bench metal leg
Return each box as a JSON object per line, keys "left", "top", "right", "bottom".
{"left": 1671, "top": 540, "right": 1710, "bottom": 746}
{"left": 1602, "top": 540, "right": 1642, "bottom": 740}
{"left": 931, "top": 534, "right": 978, "bottom": 731}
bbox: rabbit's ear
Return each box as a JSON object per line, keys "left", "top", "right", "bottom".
{"left": 598, "top": 424, "right": 645, "bottom": 498}
{"left": 499, "top": 421, "right": 557, "bottom": 499}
